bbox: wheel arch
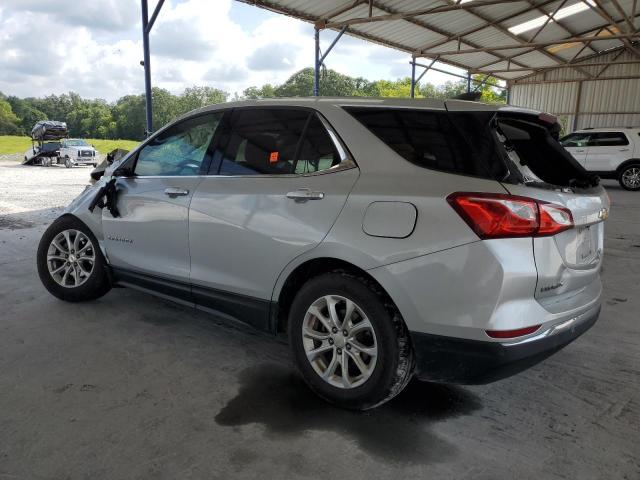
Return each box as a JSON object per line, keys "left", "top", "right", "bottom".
{"left": 273, "top": 256, "right": 402, "bottom": 334}
{"left": 616, "top": 158, "right": 640, "bottom": 174}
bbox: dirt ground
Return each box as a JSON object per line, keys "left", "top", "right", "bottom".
{"left": 0, "top": 160, "right": 638, "bottom": 479}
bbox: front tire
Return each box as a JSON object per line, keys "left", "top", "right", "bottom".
{"left": 64, "top": 157, "right": 72, "bottom": 168}
{"left": 37, "top": 216, "right": 111, "bottom": 302}
{"left": 619, "top": 164, "right": 640, "bottom": 191}
{"left": 288, "top": 273, "right": 414, "bottom": 410}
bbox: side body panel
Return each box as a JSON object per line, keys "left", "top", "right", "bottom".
{"left": 586, "top": 142, "right": 630, "bottom": 172}
{"left": 101, "top": 176, "right": 203, "bottom": 282}
{"left": 188, "top": 168, "right": 358, "bottom": 301}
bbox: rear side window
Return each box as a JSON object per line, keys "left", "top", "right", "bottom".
{"left": 216, "top": 108, "right": 341, "bottom": 176}
{"left": 588, "top": 132, "right": 629, "bottom": 146}
{"left": 343, "top": 107, "right": 506, "bottom": 180}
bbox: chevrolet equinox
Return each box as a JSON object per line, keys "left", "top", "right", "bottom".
{"left": 37, "top": 98, "right": 609, "bottom": 410}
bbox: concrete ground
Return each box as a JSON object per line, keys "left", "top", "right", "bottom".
{"left": 0, "top": 160, "right": 638, "bottom": 479}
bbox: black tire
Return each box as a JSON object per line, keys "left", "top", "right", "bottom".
{"left": 288, "top": 272, "right": 414, "bottom": 410}
{"left": 64, "top": 157, "right": 72, "bottom": 168}
{"left": 37, "top": 216, "right": 111, "bottom": 302}
{"left": 618, "top": 163, "right": 640, "bottom": 191}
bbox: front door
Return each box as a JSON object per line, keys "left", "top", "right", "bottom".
{"left": 188, "top": 108, "right": 359, "bottom": 330}
{"left": 560, "top": 132, "right": 591, "bottom": 167}
{"left": 102, "top": 112, "right": 222, "bottom": 286}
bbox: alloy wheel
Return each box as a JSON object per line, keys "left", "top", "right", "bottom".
{"left": 622, "top": 167, "right": 640, "bottom": 189}
{"left": 302, "top": 295, "right": 378, "bottom": 389}
{"left": 46, "top": 229, "right": 96, "bottom": 288}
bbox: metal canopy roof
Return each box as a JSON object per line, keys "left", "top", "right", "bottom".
{"left": 240, "top": 0, "right": 640, "bottom": 82}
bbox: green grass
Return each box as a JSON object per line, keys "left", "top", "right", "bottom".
{"left": 0, "top": 136, "right": 140, "bottom": 155}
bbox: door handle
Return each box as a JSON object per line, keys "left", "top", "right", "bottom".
{"left": 619, "top": 148, "right": 630, "bottom": 152}
{"left": 286, "top": 188, "right": 325, "bottom": 201}
{"left": 164, "top": 187, "right": 189, "bottom": 197}
{"left": 575, "top": 149, "right": 585, "bottom": 153}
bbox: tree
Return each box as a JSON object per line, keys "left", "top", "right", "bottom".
{"left": 243, "top": 84, "right": 276, "bottom": 99}
{"left": 0, "top": 93, "right": 21, "bottom": 135}
{"left": 179, "top": 86, "right": 228, "bottom": 112}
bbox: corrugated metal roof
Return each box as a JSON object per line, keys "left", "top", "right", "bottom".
{"left": 510, "top": 50, "right": 640, "bottom": 132}
{"left": 238, "top": 0, "right": 640, "bottom": 81}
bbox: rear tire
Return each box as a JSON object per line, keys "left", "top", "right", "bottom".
{"left": 37, "top": 216, "right": 111, "bottom": 302}
{"left": 288, "top": 272, "right": 414, "bottom": 410}
{"left": 619, "top": 164, "right": 640, "bottom": 191}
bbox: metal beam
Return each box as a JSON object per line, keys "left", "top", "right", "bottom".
{"left": 410, "top": 61, "right": 416, "bottom": 98}
{"left": 146, "top": 0, "right": 166, "bottom": 33}
{"left": 476, "top": 14, "right": 640, "bottom": 81}
{"left": 366, "top": 0, "right": 532, "bottom": 73}
{"left": 435, "top": 0, "right": 596, "bottom": 79}
{"left": 473, "top": 59, "right": 640, "bottom": 73}
{"left": 572, "top": 81, "right": 583, "bottom": 131}
{"left": 412, "top": 61, "right": 507, "bottom": 89}
{"left": 512, "top": 74, "right": 640, "bottom": 84}
{"left": 472, "top": 15, "right": 639, "bottom": 72}
{"left": 141, "top": 0, "right": 153, "bottom": 136}
{"left": 594, "top": 48, "right": 627, "bottom": 78}
{"left": 319, "top": 26, "right": 348, "bottom": 66}
{"left": 321, "top": 0, "right": 524, "bottom": 28}
{"left": 589, "top": 0, "right": 640, "bottom": 58}
{"left": 314, "top": 27, "right": 320, "bottom": 97}
{"left": 416, "top": 0, "right": 558, "bottom": 52}
{"left": 609, "top": 0, "right": 635, "bottom": 32}
{"left": 528, "top": 0, "right": 569, "bottom": 43}
{"left": 418, "top": 33, "right": 640, "bottom": 56}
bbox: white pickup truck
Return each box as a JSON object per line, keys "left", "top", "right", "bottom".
{"left": 59, "top": 139, "right": 98, "bottom": 168}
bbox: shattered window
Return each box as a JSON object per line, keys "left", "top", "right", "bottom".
{"left": 135, "top": 113, "right": 221, "bottom": 176}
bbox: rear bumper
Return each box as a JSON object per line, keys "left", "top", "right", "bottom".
{"left": 411, "top": 304, "right": 600, "bottom": 384}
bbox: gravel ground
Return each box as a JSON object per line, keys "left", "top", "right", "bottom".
{"left": 0, "top": 158, "right": 91, "bottom": 227}
{"left": 0, "top": 171, "right": 638, "bottom": 479}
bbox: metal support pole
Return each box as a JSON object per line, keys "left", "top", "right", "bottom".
{"left": 572, "top": 81, "right": 583, "bottom": 132}
{"left": 410, "top": 61, "right": 416, "bottom": 98}
{"left": 314, "top": 27, "right": 320, "bottom": 97}
{"left": 467, "top": 72, "right": 472, "bottom": 93}
{"left": 141, "top": 0, "right": 153, "bottom": 136}
{"left": 319, "top": 26, "right": 348, "bottom": 66}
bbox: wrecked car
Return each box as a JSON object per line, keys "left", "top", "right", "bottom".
{"left": 36, "top": 98, "right": 608, "bottom": 410}
{"left": 23, "top": 120, "right": 68, "bottom": 167}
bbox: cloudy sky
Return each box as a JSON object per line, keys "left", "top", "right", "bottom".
{"left": 0, "top": 0, "right": 463, "bottom": 101}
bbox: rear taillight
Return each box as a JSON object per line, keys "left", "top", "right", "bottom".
{"left": 447, "top": 192, "right": 573, "bottom": 239}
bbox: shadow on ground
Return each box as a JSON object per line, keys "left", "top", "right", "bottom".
{"left": 216, "top": 364, "right": 482, "bottom": 464}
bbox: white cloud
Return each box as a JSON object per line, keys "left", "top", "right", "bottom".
{"left": 0, "top": 0, "right": 466, "bottom": 102}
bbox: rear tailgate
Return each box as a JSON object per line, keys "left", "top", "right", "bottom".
{"left": 494, "top": 110, "right": 609, "bottom": 311}
{"left": 504, "top": 183, "right": 608, "bottom": 306}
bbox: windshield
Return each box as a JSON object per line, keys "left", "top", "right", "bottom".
{"left": 65, "top": 139, "right": 89, "bottom": 146}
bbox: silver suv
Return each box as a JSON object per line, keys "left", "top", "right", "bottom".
{"left": 37, "top": 99, "right": 608, "bottom": 410}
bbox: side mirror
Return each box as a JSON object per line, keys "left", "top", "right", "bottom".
{"left": 113, "top": 165, "right": 134, "bottom": 177}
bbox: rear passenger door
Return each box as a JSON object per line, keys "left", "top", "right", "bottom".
{"left": 585, "top": 132, "right": 631, "bottom": 172}
{"left": 188, "top": 108, "right": 359, "bottom": 330}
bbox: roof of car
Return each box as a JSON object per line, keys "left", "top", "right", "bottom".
{"left": 181, "top": 97, "right": 542, "bottom": 122}
{"left": 576, "top": 127, "right": 640, "bottom": 133}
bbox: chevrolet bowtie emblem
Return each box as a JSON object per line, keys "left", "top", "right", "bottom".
{"left": 598, "top": 208, "right": 609, "bottom": 220}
